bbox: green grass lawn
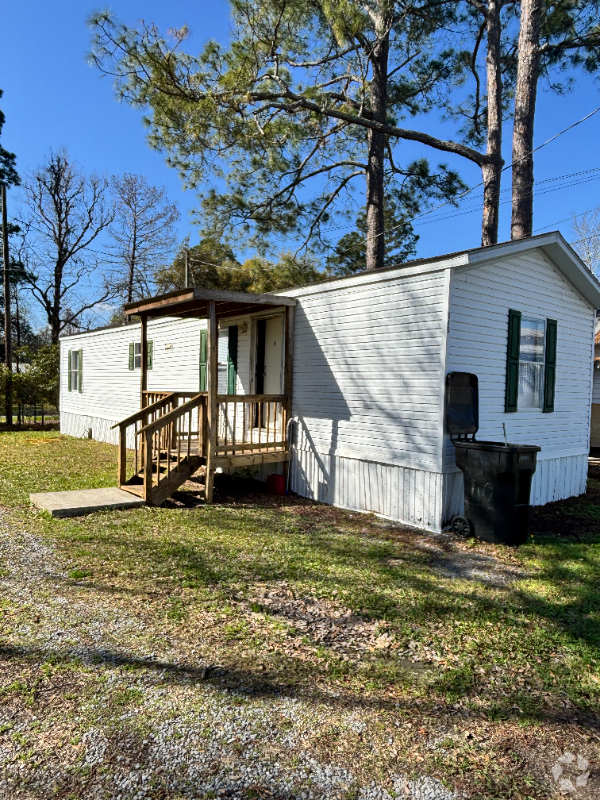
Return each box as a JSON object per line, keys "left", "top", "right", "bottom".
{"left": 0, "top": 430, "right": 598, "bottom": 798}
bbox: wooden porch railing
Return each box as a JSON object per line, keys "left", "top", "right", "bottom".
{"left": 142, "top": 390, "right": 175, "bottom": 408}
{"left": 216, "top": 394, "right": 287, "bottom": 455}
{"left": 113, "top": 390, "right": 288, "bottom": 504}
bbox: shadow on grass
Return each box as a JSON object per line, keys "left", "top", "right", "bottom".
{"left": 0, "top": 640, "right": 595, "bottom": 730}
{"left": 39, "top": 491, "right": 599, "bottom": 727}
{"left": 64, "top": 494, "right": 600, "bottom": 650}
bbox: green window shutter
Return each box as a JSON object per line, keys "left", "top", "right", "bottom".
{"left": 147, "top": 340, "right": 153, "bottom": 370}
{"left": 199, "top": 329, "right": 207, "bottom": 392}
{"left": 227, "top": 325, "right": 238, "bottom": 395}
{"left": 128, "top": 343, "right": 135, "bottom": 370}
{"left": 67, "top": 350, "right": 72, "bottom": 392}
{"left": 543, "top": 318, "right": 557, "bottom": 413}
{"left": 78, "top": 349, "right": 83, "bottom": 393}
{"left": 505, "top": 309, "right": 521, "bottom": 412}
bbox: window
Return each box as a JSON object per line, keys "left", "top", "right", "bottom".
{"left": 129, "top": 341, "right": 153, "bottom": 370}
{"left": 68, "top": 349, "right": 83, "bottom": 393}
{"left": 518, "top": 318, "right": 545, "bottom": 409}
{"left": 505, "top": 309, "right": 557, "bottom": 413}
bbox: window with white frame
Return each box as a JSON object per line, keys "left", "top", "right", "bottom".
{"left": 128, "top": 341, "right": 153, "bottom": 370}
{"left": 68, "top": 349, "right": 82, "bottom": 392}
{"left": 518, "top": 318, "right": 545, "bottom": 409}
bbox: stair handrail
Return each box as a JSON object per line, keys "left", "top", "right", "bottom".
{"left": 140, "top": 392, "right": 207, "bottom": 505}
{"left": 110, "top": 393, "right": 178, "bottom": 430}
{"left": 136, "top": 392, "right": 207, "bottom": 436}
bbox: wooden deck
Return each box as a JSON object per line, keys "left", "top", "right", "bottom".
{"left": 113, "top": 288, "right": 295, "bottom": 506}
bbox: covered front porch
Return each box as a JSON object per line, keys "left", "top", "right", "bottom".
{"left": 112, "top": 287, "right": 296, "bottom": 505}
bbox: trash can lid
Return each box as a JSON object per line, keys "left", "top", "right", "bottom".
{"left": 453, "top": 439, "right": 541, "bottom": 453}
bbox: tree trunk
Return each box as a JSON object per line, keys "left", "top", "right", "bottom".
{"left": 14, "top": 286, "right": 20, "bottom": 373}
{"left": 511, "top": 0, "right": 542, "bottom": 240}
{"left": 127, "top": 222, "right": 138, "bottom": 303}
{"left": 50, "top": 317, "right": 61, "bottom": 346}
{"left": 127, "top": 259, "right": 134, "bottom": 303}
{"left": 481, "top": 0, "right": 503, "bottom": 246}
{"left": 51, "top": 260, "right": 63, "bottom": 344}
{"left": 366, "top": 29, "right": 389, "bottom": 271}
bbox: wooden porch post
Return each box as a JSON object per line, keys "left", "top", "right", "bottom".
{"left": 140, "top": 314, "right": 148, "bottom": 408}
{"left": 205, "top": 300, "right": 218, "bottom": 503}
{"left": 117, "top": 423, "right": 127, "bottom": 487}
{"left": 284, "top": 304, "right": 295, "bottom": 485}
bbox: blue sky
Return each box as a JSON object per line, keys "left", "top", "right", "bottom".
{"left": 1, "top": 0, "right": 600, "bottom": 325}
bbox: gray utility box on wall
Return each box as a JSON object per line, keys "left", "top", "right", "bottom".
{"left": 446, "top": 372, "right": 541, "bottom": 545}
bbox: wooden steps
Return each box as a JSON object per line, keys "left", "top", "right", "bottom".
{"left": 120, "top": 452, "right": 205, "bottom": 505}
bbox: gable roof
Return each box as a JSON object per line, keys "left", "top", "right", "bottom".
{"left": 280, "top": 231, "right": 600, "bottom": 308}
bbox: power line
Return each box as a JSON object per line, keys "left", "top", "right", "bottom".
{"left": 534, "top": 203, "right": 600, "bottom": 234}
{"left": 328, "top": 103, "right": 600, "bottom": 252}
{"left": 414, "top": 171, "right": 600, "bottom": 228}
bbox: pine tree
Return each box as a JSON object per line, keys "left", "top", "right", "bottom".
{"left": 90, "top": 3, "right": 467, "bottom": 270}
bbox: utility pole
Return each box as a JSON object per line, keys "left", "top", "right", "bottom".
{"left": 1, "top": 183, "right": 12, "bottom": 426}
{"left": 185, "top": 249, "right": 191, "bottom": 289}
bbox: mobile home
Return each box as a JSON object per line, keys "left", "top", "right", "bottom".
{"left": 60, "top": 232, "right": 600, "bottom": 531}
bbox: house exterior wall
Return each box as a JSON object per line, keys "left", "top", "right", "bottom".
{"left": 444, "top": 248, "right": 595, "bottom": 518}
{"left": 591, "top": 320, "right": 600, "bottom": 448}
{"left": 60, "top": 317, "right": 205, "bottom": 444}
{"left": 284, "top": 264, "right": 451, "bottom": 530}
{"left": 593, "top": 360, "right": 600, "bottom": 404}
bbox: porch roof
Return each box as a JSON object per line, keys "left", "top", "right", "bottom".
{"left": 124, "top": 287, "right": 296, "bottom": 321}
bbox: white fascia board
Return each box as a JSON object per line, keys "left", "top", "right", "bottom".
{"left": 57, "top": 315, "right": 204, "bottom": 344}
{"left": 539, "top": 238, "right": 600, "bottom": 310}
{"left": 279, "top": 256, "right": 464, "bottom": 300}
{"left": 59, "top": 322, "right": 140, "bottom": 343}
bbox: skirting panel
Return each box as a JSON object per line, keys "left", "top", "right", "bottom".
{"left": 60, "top": 412, "right": 131, "bottom": 447}
{"left": 529, "top": 454, "right": 588, "bottom": 505}
{"left": 290, "top": 448, "right": 444, "bottom": 532}
{"left": 442, "top": 452, "right": 588, "bottom": 524}
{"left": 591, "top": 404, "right": 600, "bottom": 448}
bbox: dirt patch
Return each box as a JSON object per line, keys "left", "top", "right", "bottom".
{"left": 432, "top": 550, "right": 526, "bottom": 586}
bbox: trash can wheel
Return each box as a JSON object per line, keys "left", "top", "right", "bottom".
{"left": 450, "top": 516, "right": 471, "bottom": 537}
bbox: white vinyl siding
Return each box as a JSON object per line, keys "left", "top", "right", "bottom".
{"left": 60, "top": 318, "right": 207, "bottom": 440}
{"left": 445, "top": 249, "right": 595, "bottom": 474}
{"left": 286, "top": 268, "right": 449, "bottom": 474}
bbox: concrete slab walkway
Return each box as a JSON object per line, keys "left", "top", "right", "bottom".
{"left": 30, "top": 487, "right": 145, "bottom": 518}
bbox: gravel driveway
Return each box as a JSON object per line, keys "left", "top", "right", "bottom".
{"left": 0, "top": 510, "right": 460, "bottom": 800}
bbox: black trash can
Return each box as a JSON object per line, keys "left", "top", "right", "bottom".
{"left": 453, "top": 440, "right": 540, "bottom": 545}
{"left": 445, "top": 372, "right": 541, "bottom": 546}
